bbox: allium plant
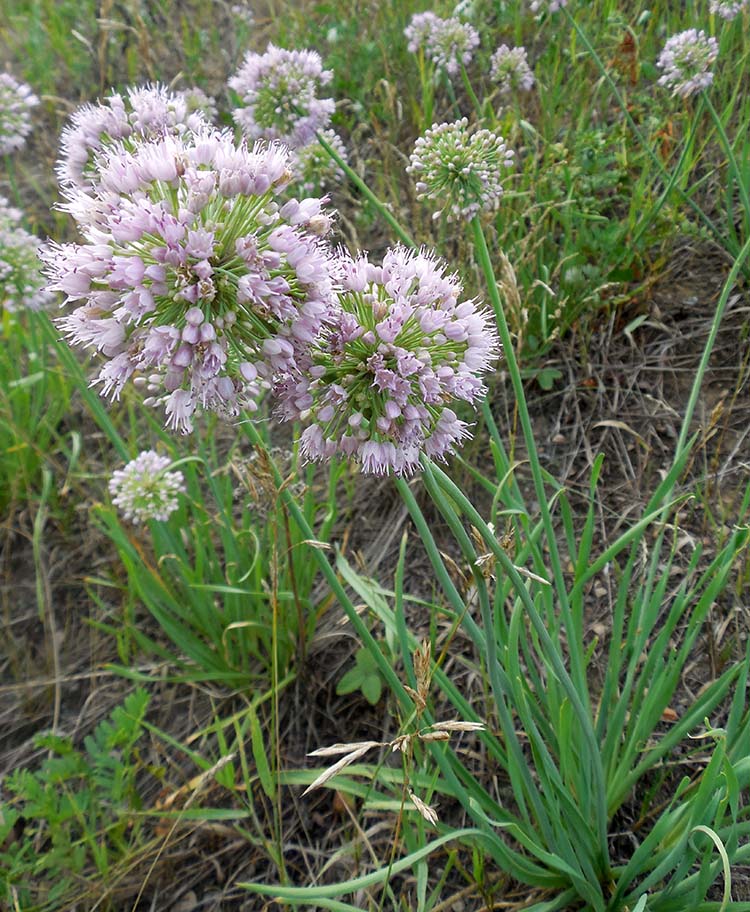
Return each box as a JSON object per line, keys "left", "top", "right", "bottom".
{"left": 490, "top": 44, "right": 535, "bottom": 95}
{"left": 276, "top": 246, "right": 499, "bottom": 475}
{"left": 109, "top": 450, "right": 185, "bottom": 523}
{"left": 229, "top": 44, "right": 335, "bottom": 149}
{"left": 42, "top": 128, "right": 336, "bottom": 433}
{"left": 0, "top": 73, "right": 39, "bottom": 155}
{"left": 656, "top": 29, "right": 719, "bottom": 98}
{"left": 404, "top": 14, "right": 479, "bottom": 76}
{"left": 408, "top": 118, "right": 514, "bottom": 221}
{"left": 709, "top": 0, "right": 749, "bottom": 19}
{"left": 56, "top": 84, "right": 208, "bottom": 190}
{"left": 0, "top": 197, "right": 54, "bottom": 312}
{"left": 292, "top": 129, "right": 347, "bottom": 195}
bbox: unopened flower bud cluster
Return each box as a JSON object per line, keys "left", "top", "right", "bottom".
{"left": 408, "top": 118, "right": 515, "bottom": 221}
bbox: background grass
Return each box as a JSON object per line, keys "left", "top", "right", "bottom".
{"left": 1, "top": 1, "right": 750, "bottom": 909}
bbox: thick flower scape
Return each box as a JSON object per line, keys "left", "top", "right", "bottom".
{"left": 490, "top": 45, "right": 535, "bottom": 96}
{"left": 656, "top": 29, "right": 719, "bottom": 98}
{"left": 229, "top": 44, "right": 335, "bottom": 149}
{"left": 709, "top": 0, "right": 749, "bottom": 19}
{"left": 404, "top": 13, "right": 479, "bottom": 76}
{"left": 0, "top": 196, "right": 54, "bottom": 312}
{"left": 57, "top": 84, "right": 209, "bottom": 190}
{"left": 0, "top": 73, "right": 39, "bottom": 155}
{"left": 276, "top": 247, "right": 499, "bottom": 476}
{"left": 109, "top": 450, "right": 186, "bottom": 523}
{"left": 42, "top": 129, "right": 336, "bottom": 433}
{"left": 408, "top": 118, "right": 515, "bottom": 221}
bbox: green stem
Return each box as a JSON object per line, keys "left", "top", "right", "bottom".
{"left": 426, "top": 458, "right": 610, "bottom": 876}
{"left": 3, "top": 154, "right": 24, "bottom": 211}
{"left": 243, "top": 420, "right": 409, "bottom": 703}
{"left": 315, "top": 130, "right": 416, "bottom": 248}
{"left": 702, "top": 90, "right": 750, "bottom": 243}
{"left": 629, "top": 95, "right": 705, "bottom": 251}
{"left": 673, "top": 233, "right": 750, "bottom": 463}
{"left": 470, "top": 216, "right": 586, "bottom": 695}
{"left": 459, "top": 64, "right": 482, "bottom": 120}
{"left": 242, "top": 420, "right": 521, "bottom": 868}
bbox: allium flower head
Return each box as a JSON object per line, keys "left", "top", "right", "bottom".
{"left": 42, "top": 128, "right": 336, "bottom": 433}
{"left": 0, "top": 73, "right": 39, "bottom": 155}
{"left": 404, "top": 14, "right": 479, "bottom": 75}
{"left": 404, "top": 12, "right": 441, "bottom": 53}
{"left": 656, "top": 29, "right": 719, "bottom": 98}
{"left": 109, "top": 450, "right": 185, "bottom": 523}
{"left": 529, "top": 0, "right": 568, "bottom": 12}
{"left": 229, "top": 44, "right": 335, "bottom": 149}
{"left": 231, "top": 2, "right": 255, "bottom": 25}
{"left": 292, "top": 130, "right": 347, "bottom": 195}
{"left": 408, "top": 118, "right": 514, "bottom": 221}
{"left": 57, "top": 83, "right": 208, "bottom": 190}
{"left": 0, "top": 197, "right": 54, "bottom": 312}
{"left": 277, "top": 246, "right": 499, "bottom": 476}
{"left": 179, "top": 86, "right": 218, "bottom": 123}
{"left": 490, "top": 45, "right": 535, "bottom": 95}
{"left": 709, "top": 0, "right": 749, "bottom": 19}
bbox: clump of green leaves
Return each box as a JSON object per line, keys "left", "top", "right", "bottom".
{"left": 1, "top": 690, "right": 150, "bottom": 911}
{"left": 337, "top": 646, "right": 385, "bottom": 705}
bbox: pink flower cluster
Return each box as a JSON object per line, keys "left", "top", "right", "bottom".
{"left": 42, "top": 129, "right": 335, "bottom": 434}
{"left": 276, "top": 247, "right": 499, "bottom": 475}
{"left": 57, "top": 83, "right": 211, "bottom": 190}
{"left": 46, "top": 69, "right": 502, "bottom": 473}
{"left": 0, "top": 73, "right": 39, "bottom": 155}
{"left": 404, "top": 13, "right": 480, "bottom": 76}
{"left": 656, "top": 29, "right": 719, "bottom": 98}
{"left": 490, "top": 45, "right": 535, "bottom": 96}
{"left": 230, "top": 45, "right": 335, "bottom": 149}
{"left": 109, "top": 450, "right": 185, "bottom": 523}
{"left": 709, "top": 0, "right": 749, "bottom": 19}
